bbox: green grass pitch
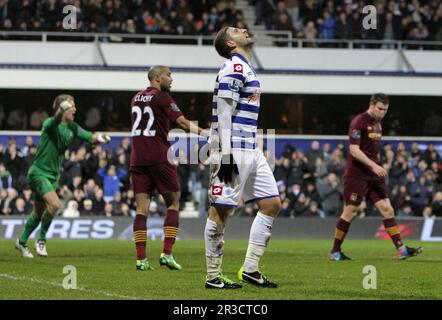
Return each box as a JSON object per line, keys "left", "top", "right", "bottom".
{"left": 0, "top": 239, "right": 441, "bottom": 300}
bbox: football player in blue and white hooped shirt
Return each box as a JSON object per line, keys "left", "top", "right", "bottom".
{"left": 204, "top": 27, "right": 280, "bottom": 289}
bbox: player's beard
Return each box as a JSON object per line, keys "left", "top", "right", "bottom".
{"left": 160, "top": 83, "right": 171, "bottom": 92}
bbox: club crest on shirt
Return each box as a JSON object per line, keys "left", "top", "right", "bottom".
{"left": 233, "top": 64, "right": 243, "bottom": 74}
{"left": 351, "top": 129, "right": 361, "bottom": 139}
{"left": 350, "top": 192, "right": 359, "bottom": 202}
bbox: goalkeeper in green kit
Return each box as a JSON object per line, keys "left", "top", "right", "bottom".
{"left": 15, "top": 94, "right": 111, "bottom": 258}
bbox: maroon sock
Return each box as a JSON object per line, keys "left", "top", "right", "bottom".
{"left": 332, "top": 218, "right": 351, "bottom": 253}
{"left": 133, "top": 214, "right": 147, "bottom": 260}
{"left": 163, "top": 209, "right": 179, "bottom": 255}
{"left": 383, "top": 218, "right": 403, "bottom": 249}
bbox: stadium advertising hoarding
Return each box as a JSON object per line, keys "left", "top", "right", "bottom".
{"left": 0, "top": 217, "right": 441, "bottom": 241}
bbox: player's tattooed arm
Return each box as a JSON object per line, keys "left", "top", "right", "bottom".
{"left": 175, "top": 116, "right": 209, "bottom": 137}
{"left": 349, "top": 144, "right": 387, "bottom": 178}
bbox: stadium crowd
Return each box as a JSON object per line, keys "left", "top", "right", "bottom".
{"left": 0, "top": 0, "right": 247, "bottom": 37}
{"left": 0, "top": 0, "right": 440, "bottom": 42}
{"left": 1, "top": 135, "right": 442, "bottom": 219}
{"left": 257, "top": 0, "right": 442, "bottom": 42}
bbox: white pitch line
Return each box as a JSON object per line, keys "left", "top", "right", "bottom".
{"left": 0, "top": 273, "right": 140, "bottom": 300}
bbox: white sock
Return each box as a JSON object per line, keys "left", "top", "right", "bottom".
{"left": 244, "top": 212, "right": 274, "bottom": 273}
{"left": 205, "top": 218, "right": 225, "bottom": 280}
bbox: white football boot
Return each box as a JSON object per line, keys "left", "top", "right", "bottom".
{"left": 35, "top": 240, "right": 48, "bottom": 257}
{"left": 15, "top": 239, "right": 34, "bottom": 258}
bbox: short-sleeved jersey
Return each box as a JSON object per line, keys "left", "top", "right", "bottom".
{"left": 130, "top": 87, "right": 183, "bottom": 166}
{"left": 28, "top": 117, "right": 93, "bottom": 179}
{"left": 210, "top": 53, "right": 261, "bottom": 152}
{"left": 344, "top": 112, "right": 382, "bottom": 181}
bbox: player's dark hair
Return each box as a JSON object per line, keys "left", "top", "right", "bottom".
{"left": 148, "top": 65, "right": 168, "bottom": 82}
{"left": 370, "top": 93, "right": 389, "bottom": 105}
{"left": 214, "top": 26, "right": 232, "bottom": 59}
{"left": 52, "top": 94, "right": 74, "bottom": 113}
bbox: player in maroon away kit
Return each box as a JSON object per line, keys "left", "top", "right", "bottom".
{"left": 329, "top": 93, "right": 423, "bottom": 261}
{"left": 130, "top": 65, "right": 206, "bottom": 271}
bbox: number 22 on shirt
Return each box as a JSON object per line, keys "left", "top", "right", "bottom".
{"left": 131, "top": 105, "right": 156, "bottom": 137}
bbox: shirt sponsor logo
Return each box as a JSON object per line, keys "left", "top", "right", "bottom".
{"left": 211, "top": 185, "right": 223, "bottom": 196}
{"left": 233, "top": 64, "right": 243, "bottom": 74}
{"left": 351, "top": 129, "right": 361, "bottom": 139}
{"left": 368, "top": 133, "right": 382, "bottom": 139}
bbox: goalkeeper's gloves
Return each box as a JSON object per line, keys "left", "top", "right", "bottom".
{"left": 59, "top": 100, "right": 73, "bottom": 112}
{"left": 217, "top": 154, "right": 239, "bottom": 184}
{"left": 97, "top": 133, "right": 111, "bottom": 144}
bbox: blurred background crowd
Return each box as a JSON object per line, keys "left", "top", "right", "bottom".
{"left": 1, "top": 135, "right": 442, "bottom": 219}
{"left": 0, "top": 0, "right": 440, "bottom": 42}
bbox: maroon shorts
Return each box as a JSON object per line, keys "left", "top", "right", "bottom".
{"left": 343, "top": 176, "right": 388, "bottom": 206}
{"left": 130, "top": 162, "right": 180, "bottom": 195}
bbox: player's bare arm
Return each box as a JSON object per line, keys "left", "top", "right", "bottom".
{"left": 349, "top": 144, "right": 387, "bottom": 178}
{"left": 175, "top": 115, "right": 209, "bottom": 137}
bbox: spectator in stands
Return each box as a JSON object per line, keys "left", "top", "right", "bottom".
{"left": 29, "top": 107, "right": 49, "bottom": 130}
{"left": 84, "top": 106, "right": 102, "bottom": 130}
{"left": 279, "top": 198, "right": 293, "bottom": 217}
{"left": 303, "top": 201, "right": 325, "bottom": 218}
{"left": 93, "top": 187, "right": 106, "bottom": 215}
{"left": 288, "top": 150, "right": 309, "bottom": 186}
{"left": 409, "top": 175, "right": 432, "bottom": 213}
{"left": 2, "top": 187, "right": 18, "bottom": 215}
{"left": 22, "top": 186, "right": 33, "bottom": 206}
{"left": 12, "top": 197, "right": 32, "bottom": 215}
{"left": 422, "top": 205, "right": 433, "bottom": 218}
{"left": 7, "top": 107, "right": 27, "bottom": 130}
{"left": 316, "top": 172, "right": 343, "bottom": 216}
{"left": 63, "top": 200, "right": 80, "bottom": 218}
{"left": 335, "top": 11, "right": 351, "bottom": 39}
{"left": 294, "top": 193, "right": 309, "bottom": 216}
{"left": 327, "top": 147, "right": 346, "bottom": 177}
{"left": 19, "top": 136, "right": 36, "bottom": 157}
{"left": 104, "top": 202, "right": 113, "bottom": 217}
{"left": 4, "top": 140, "right": 23, "bottom": 188}
{"left": 318, "top": 10, "right": 335, "bottom": 39}
{"left": 397, "top": 204, "right": 415, "bottom": 217}
{"left": 80, "top": 198, "right": 95, "bottom": 216}
{"left": 0, "top": 188, "right": 7, "bottom": 214}
{"left": 0, "top": 162, "right": 12, "bottom": 190}
{"left": 431, "top": 191, "right": 442, "bottom": 217}
{"left": 98, "top": 164, "right": 127, "bottom": 203}
{"left": 83, "top": 178, "right": 97, "bottom": 199}
{"left": 303, "top": 20, "right": 318, "bottom": 43}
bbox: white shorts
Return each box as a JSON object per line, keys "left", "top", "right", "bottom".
{"left": 208, "top": 148, "right": 279, "bottom": 207}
